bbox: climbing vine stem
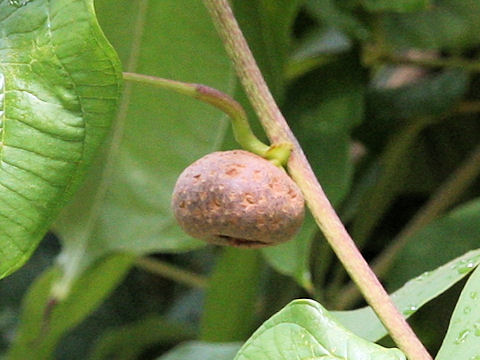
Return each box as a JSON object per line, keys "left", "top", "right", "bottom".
{"left": 201, "top": 1, "right": 433, "bottom": 360}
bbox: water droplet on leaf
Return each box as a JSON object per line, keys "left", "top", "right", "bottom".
{"left": 8, "top": 0, "right": 33, "bottom": 7}
{"left": 455, "top": 259, "right": 476, "bottom": 274}
{"left": 473, "top": 321, "right": 480, "bottom": 336}
{"left": 403, "top": 305, "right": 418, "bottom": 316}
{"left": 455, "top": 329, "right": 471, "bottom": 344}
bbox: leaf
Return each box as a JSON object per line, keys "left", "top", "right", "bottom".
{"left": 436, "top": 266, "right": 480, "bottom": 360}
{"left": 305, "top": 0, "right": 370, "bottom": 40}
{"left": 367, "top": 70, "right": 468, "bottom": 122}
{"left": 386, "top": 198, "right": 480, "bottom": 289}
{"left": 89, "top": 314, "right": 194, "bottom": 360}
{"left": 362, "top": 0, "right": 430, "bottom": 13}
{"left": 7, "top": 253, "right": 133, "bottom": 360}
{"left": 53, "top": 0, "right": 234, "bottom": 266}
{"left": 200, "top": 248, "right": 261, "bottom": 342}
{"left": 234, "top": 299, "right": 405, "bottom": 360}
{"left": 233, "top": 0, "right": 301, "bottom": 101}
{"left": 0, "top": 0, "right": 122, "bottom": 278}
{"left": 333, "top": 248, "right": 480, "bottom": 342}
{"left": 292, "top": 27, "right": 352, "bottom": 61}
{"left": 261, "top": 212, "right": 316, "bottom": 291}
{"left": 156, "top": 341, "right": 242, "bottom": 360}
{"left": 379, "top": 0, "right": 480, "bottom": 50}
{"left": 285, "top": 56, "right": 365, "bottom": 206}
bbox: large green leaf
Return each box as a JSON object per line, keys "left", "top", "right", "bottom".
{"left": 157, "top": 341, "right": 242, "bottom": 360}
{"left": 367, "top": 70, "right": 468, "bottom": 122}
{"left": 379, "top": 0, "right": 480, "bottom": 50}
{"left": 200, "top": 248, "right": 261, "bottom": 342}
{"left": 436, "top": 266, "right": 480, "bottom": 360}
{"left": 53, "top": 0, "right": 234, "bottom": 277}
{"left": 234, "top": 299, "right": 405, "bottom": 360}
{"left": 7, "top": 253, "right": 133, "bottom": 360}
{"left": 305, "top": 0, "right": 370, "bottom": 40}
{"left": 89, "top": 315, "right": 194, "bottom": 360}
{"left": 285, "top": 56, "right": 365, "bottom": 206}
{"left": 386, "top": 198, "right": 480, "bottom": 289}
{"left": 234, "top": 0, "right": 301, "bottom": 101}
{"left": 261, "top": 212, "right": 316, "bottom": 290}
{"left": 0, "top": 0, "right": 122, "bottom": 278}
{"left": 333, "top": 248, "right": 480, "bottom": 342}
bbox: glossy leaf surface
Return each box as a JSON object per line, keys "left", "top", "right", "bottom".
{"left": 436, "top": 266, "right": 480, "bottom": 360}
{"left": 334, "top": 248, "right": 480, "bottom": 341}
{"left": 157, "top": 341, "right": 242, "bottom": 360}
{"left": 0, "top": 0, "right": 122, "bottom": 278}
{"left": 387, "top": 198, "right": 480, "bottom": 289}
{"left": 234, "top": 299, "right": 405, "bottom": 360}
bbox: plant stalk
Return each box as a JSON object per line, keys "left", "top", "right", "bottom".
{"left": 202, "top": 0, "right": 433, "bottom": 359}
{"left": 380, "top": 53, "right": 480, "bottom": 72}
{"left": 123, "top": 72, "right": 269, "bottom": 156}
{"left": 123, "top": 72, "right": 292, "bottom": 166}
{"left": 136, "top": 257, "right": 207, "bottom": 289}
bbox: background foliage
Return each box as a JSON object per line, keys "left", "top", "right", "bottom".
{"left": 1, "top": 0, "right": 480, "bottom": 359}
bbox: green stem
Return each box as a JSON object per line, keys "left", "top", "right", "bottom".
{"left": 338, "top": 142, "right": 480, "bottom": 309}
{"left": 135, "top": 257, "right": 207, "bottom": 289}
{"left": 123, "top": 72, "right": 278, "bottom": 159}
{"left": 202, "top": 1, "right": 432, "bottom": 359}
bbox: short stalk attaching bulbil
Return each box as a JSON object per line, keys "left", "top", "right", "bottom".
{"left": 123, "top": 72, "right": 291, "bottom": 167}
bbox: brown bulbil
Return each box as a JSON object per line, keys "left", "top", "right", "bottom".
{"left": 171, "top": 150, "right": 305, "bottom": 248}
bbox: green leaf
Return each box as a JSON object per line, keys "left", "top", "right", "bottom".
{"left": 157, "top": 341, "right": 242, "bottom": 360}
{"left": 362, "top": 0, "right": 430, "bottom": 13}
{"left": 7, "top": 253, "right": 133, "bottom": 360}
{"left": 53, "top": 0, "right": 234, "bottom": 270}
{"left": 333, "top": 248, "right": 480, "bottom": 342}
{"left": 0, "top": 0, "right": 122, "bottom": 278}
{"left": 233, "top": 0, "right": 301, "bottom": 101}
{"left": 89, "top": 315, "right": 194, "bottom": 360}
{"left": 305, "top": 0, "right": 370, "bottom": 40}
{"left": 367, "top": 70, "right": 468, "bottom": 122}
{"left": 292, "top": 27, "right": 352, "bottom": 60}
{"left": 234, "top": 299, "right": 405, "bottom": 360}
{"left": 386, "top": 198, "right": 480, "bottom": 289}
{"left": 200, "top": 248, "right": 261, "bottom": 342}
{"left": 379, "top": 0, "right": 480, "bottom": 50}
{"left": 261, "top": 212, "right": 316, "bottom": 291}
{"left": 436, "top": 266, "right": 480, "bottom": 360}
{"left": 285, "top": 56, "right": 365, "bottom": 206}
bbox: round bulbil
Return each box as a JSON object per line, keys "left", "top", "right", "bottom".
{"left": 171, "top": 150, "right": 305, "bottom": 248}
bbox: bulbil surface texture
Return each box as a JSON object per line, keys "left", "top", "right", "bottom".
{"left": 172, "top": 150, "right": 305, "bottom": 248}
